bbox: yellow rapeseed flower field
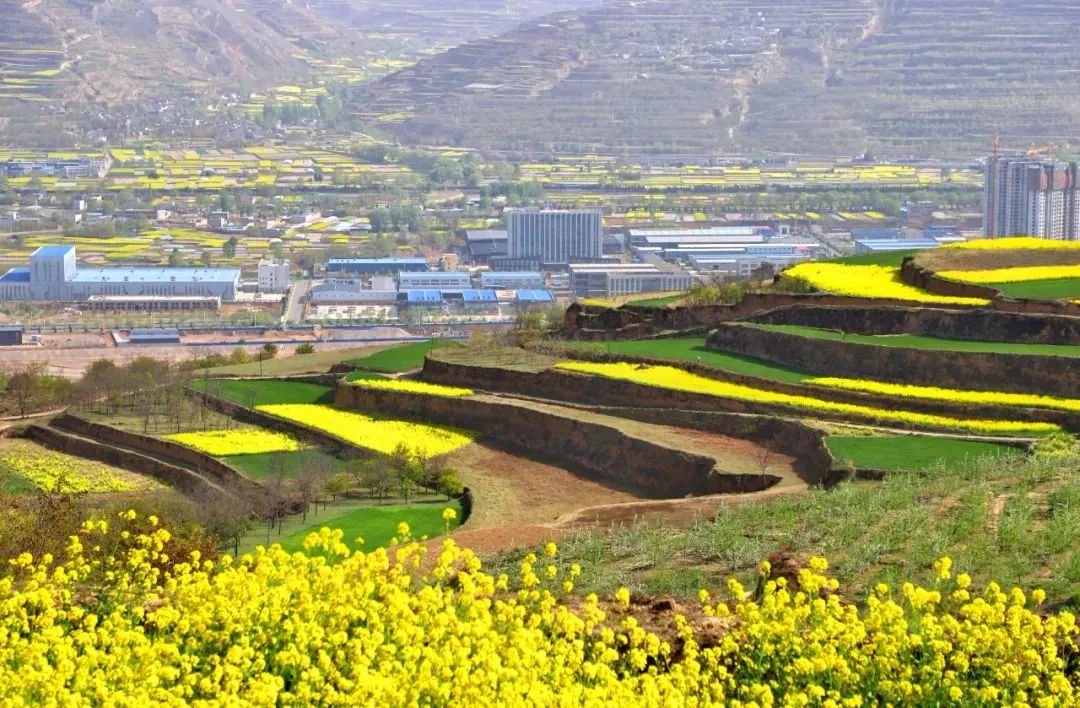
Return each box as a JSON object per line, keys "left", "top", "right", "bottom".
{"left": 348, "top": 379, "right": 474, "bottom": 397}
{"left": 808, "top": 376, "right": 1080, "bottom": 413}
{"left": 782, "top": 262, "right": 990, "bottom": 305}
{"left": 554, "top": 362, "right": 1059, "bottom": 435}
{"left": 0, "top": 440, "right": 160, "bottom": 493}
{"left": 166, "top": 429, "right": 305, "bottom": 456}
{"left": 944, "top": 236, "right": 1080, "bottom": 251}
{"left": 256, "top": 403, "right": 476, "bottom": 457}
{"left": 0, "top": 512, "right": 1075, "bottom": 703}
{"left": 939, "top": 264, "right": 1080, "bottom": 284}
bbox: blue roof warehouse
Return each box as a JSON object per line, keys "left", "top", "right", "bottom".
{"left": 0, "top": 246, "right": 241, "bottom": 302}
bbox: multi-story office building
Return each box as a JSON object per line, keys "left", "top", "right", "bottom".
{"left": 506, "top": 209, "right": 602, "bottom": 265}
{"left": 0, "top": 246, "right": 240, "bottom": 301}
{"left": 984, "top": 155, "right": 1080, "bottom": 240}
{"left": 257, "top": 259, "right": 290, "bottom": 293}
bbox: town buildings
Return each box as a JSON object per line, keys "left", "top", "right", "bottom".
{"left": 984, "top": 155, "right": 1080, "bottom": 239}
{"left": 506, "top": 208, "right": 603, "bottom": 265}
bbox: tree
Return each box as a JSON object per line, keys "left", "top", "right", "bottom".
{"left": 295, "top": 343, "right": 315, "bottom": 355}
{"left": 222, "top": 237, "right": 238, "bottom": 259}
{"left": 260, "top": 343, "right": 279, "bottom": 360}
{"left": 754, "top": 443, "right": 773, "bottom": 489}
{"left": 200, "top": 250, "right": 213, "bottom": 268}
{"left": 349, "top": 458, "right": 391, "bottom": 503}
{"left": 8, "top": 369, "right": 39, "bottom": 418}
{"left": 168, "top": 249, "right": 183, "bottom": 267}
{"left": 324, "top": 473, "right": 350, "bottom": 502}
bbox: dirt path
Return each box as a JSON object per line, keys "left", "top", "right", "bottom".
{"left": 446, "top": 442, "right": 643, "bottom": 528}
{"left": 445, "top": 484, "right": 808, "bottom": 559}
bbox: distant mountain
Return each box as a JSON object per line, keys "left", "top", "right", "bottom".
{"left": 0, "top": 0, "right": 599, "bottom": 144}
{"left": 357, "top": 0, "right": 1080, "bottom": 160}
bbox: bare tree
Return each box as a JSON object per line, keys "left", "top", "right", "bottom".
{"left": 754, "top": 442, "right": 773, "bottom": 488}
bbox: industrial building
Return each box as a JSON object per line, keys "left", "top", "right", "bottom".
{"left": 0, "top": 325, "right": 23, "bottom": 346}
{"left": 506, "top": 208, "right": 603, "bottom": 265}
{"left": 309, "top": 280, "right": 398, "bottom": 305}
{"left": 569, "top": 263, "right": 695, "bottom": 298}
{"left": 398, "top": 271, "right": 472, "bottom": 290}
{"left": 257, "top": 260, "right": 290, "bottom": 293}
{"left": 985, "top": 155, "right": 1080, "bottom": 240}
{"left": 87, "top": 295, "right": 221, "bottom": 312}
{"left": 326, "top": 258, "right": 428, "bottom": 275}
{"left": 479, "top": 271, "right": 545, "bottom": 289}
{"left": 0, "top": 246, "right": 240, "bottom": 302}
{"left": 466, "top": 230, "right": 508, "bottom": 262}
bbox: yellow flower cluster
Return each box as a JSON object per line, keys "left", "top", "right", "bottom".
{"left": 256, "top": 403, "right": 476, "bottom": 457}
{"left": 939, "top": 264, "right": 1080, "bottom": 284}
{"left": 348, "top": 378, "right": 474, "bottom": 397}
{"left": 165, "top": 428, "right": 305, "bottom": 456}
{"left": 944, "top": 236, "right": 1080, "bottom": 251}
{"left": 0, "top": 440, "right": 160, "bottom": 493}
{"left": 782, "top": 263, "right": 990, "bottom": 305}
{"left": 554, "top": 362, "right": 1060, "bottom": 435}
{"left": 808, "top": 376, "right": 1080, "bottom": 413}
{"left": 0, "top": 513, "right": 1075, "bottom": 704}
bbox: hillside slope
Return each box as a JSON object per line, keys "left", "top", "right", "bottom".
{"left": 358, "top": 0, "right": 1080, "bottom": 159}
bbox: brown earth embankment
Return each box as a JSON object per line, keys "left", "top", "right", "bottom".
{"left": 707, "top": 323, "right": 1080, "bottom": 397}
{"left": 335, "top": 384, "right": 774, "bottom": 496}
{"left": 747, "top": 305, "right": 1080, "bottom": 346}
{"left": 51, "top": 414, "right": 265, "bottom": 500}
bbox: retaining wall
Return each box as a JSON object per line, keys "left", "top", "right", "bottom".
{"left": 747, "top": 305, "right": 1080, "bottom": 346}
{"left": 335, "top": 384, "right": 775, "bottom": 496}
{"left": 563, "top": 292, "right": 960, "bottom": 341}
{"left": 51, "top": 414, "right": 265, "bottom": 500}
{"left": 707, "top": 323, "right": 1080, "bottom": 397}
{"left": 24, "top": 424, "right": 229, "bottom": 502}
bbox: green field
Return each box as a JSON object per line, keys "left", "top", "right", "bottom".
{"left": 748, "top": 324, "right": 1080, "bottom": 358}
{"left": 626, "top": 293, "right": 687, "bottom": 308}
{"left": 191, "top": 379, "right": 334, "bottom": 407}
{"left": 205, "top": 346, "right": 383, "bottom": 377}
{"left": 988, "top": 278, "right": 1080, "bottom": 301}
{"left": 220, "top": 449, "right": 348, "bottom": 480}
{"left": 342, "top": 370, "right": 391, "bottom": 383}
{"left": 825, "top": 435, "right": 1020, "bottom": 472}
{"left": 242, "top": 500, "right": 462, "bottom": 555}
{"left": 826, "top": 250, "right": 917, "bottom": 267}
{"left": 346, "top": 339, "right": 457, "bottom": 373}
{"left": 564, "top": 338, "right": 814, "bottom": 384}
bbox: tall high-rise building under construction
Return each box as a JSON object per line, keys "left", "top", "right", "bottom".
{"left": 984, "top": 155, "right": 1080, "bottom": 240}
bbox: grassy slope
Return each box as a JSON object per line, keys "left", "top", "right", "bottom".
{"left": 241, "top": 500, "right": 462, "bottom": 554}
{"left": 190, "top": 379, "right": 334, "bottom": 407}
{"left": 346, "top": 340, "right": 456, "bottom": 372}
{"left": 495, "top": 450, "right": 1080, "bottom": 604}
{"left": 625, "top": 293, "right": 688, "bottom": 308}
{"left": 825, "top": 435, "right": 1019, "bottom": 472}
{"left": 564, "top": 338, "right": 814, "bottom": 384}
{"left": 220, "top": 450, "right": 348, "bottom": 480}
{"left": 988, "top": 278, "right": 1080, "bottom": 301}
{"left": 749, "top": 324, "right": 1080, "bottom": 358}
{"left": 205, "top": 346, "right": 384, "bottom": 377}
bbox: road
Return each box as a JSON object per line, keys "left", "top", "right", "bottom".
{"left": 283, "top": 280, "right": 311, "bottom": 325}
